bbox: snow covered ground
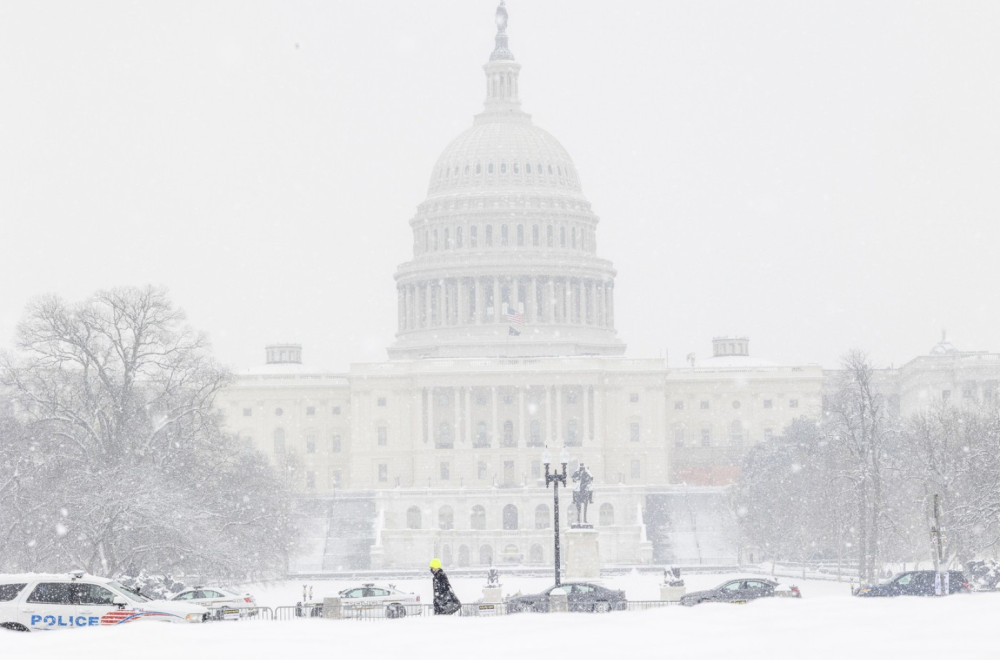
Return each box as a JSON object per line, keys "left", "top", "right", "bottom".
{"left": 6, "top": 572, "right": 1000, "bottom": 659}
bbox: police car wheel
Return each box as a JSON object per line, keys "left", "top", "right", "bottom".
{"left": 1, "top": 622, "right": 29, "bottom": 632}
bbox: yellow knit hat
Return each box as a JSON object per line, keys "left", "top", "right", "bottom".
{"left": 429, "top": 558, "right": 442, "bottom": 569}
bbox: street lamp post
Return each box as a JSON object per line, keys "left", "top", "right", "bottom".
{"left": 543, "top": 449, "right": 568, "bottom": 586}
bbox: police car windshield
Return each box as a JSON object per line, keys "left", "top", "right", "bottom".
{"left": 108, "top": 581, "right": 150, "bottom": 603}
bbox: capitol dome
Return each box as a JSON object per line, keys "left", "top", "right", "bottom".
{"left": 388, "top": 2, "right": 625, "bottom": 360}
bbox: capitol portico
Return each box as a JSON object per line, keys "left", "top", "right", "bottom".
{"left": 216, "top": 4, "right": 1000, "bottom": 573}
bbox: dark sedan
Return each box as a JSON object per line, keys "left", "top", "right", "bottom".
{"left": 679, "top": 578, "right": 801, "bottom": 606}
{"left": 505, "top": 582, "right": 627, "bottom": 613}
{"left": 854, "top": 570, "right": 970, "bottom": 597}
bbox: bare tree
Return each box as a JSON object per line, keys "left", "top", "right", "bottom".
{"left": 825, "top": 350, "right": 895, "bottom": 582}
{"left": 1, "top": 286, "right": 293, "bottom": 578}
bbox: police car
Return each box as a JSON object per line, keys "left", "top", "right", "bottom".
{"left": 170, "top": 586, "right": 258, "bottom": 620}
{"left": 0, "top": 571, "right": 210, "bottom": 631}
{"left": 297, "top": 583, "right": 420, "bottom": 619}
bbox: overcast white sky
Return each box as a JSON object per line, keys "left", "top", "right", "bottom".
{"left": 2, "top": 1, "right": 998, "bottom": 372}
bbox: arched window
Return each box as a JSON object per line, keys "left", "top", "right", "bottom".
{"left": 488, "top": 162, "right": 494, "bottom": 174}
{"left": 456, "top": 226, "right": 463, "bottom": 248}
{"left": 546, "top": 225, "right": 553, "bottom": 247}
{"left": 501, "top": 225, "right": 508, "bottom": 246}
{"left": 458, "top": 545, "right": 470, "bottom": 567}
{"left": 273, "top": 428, "right": 286, "bottom": 453}
{"left": 503, "top": 544, "right": 519, "bottom": 563}
{"left": 517, "top": 225, "right": 524, "bottom": 246}
{"left": 479, "top": 545, "right": 493, "bottom": 566}
{"left": 500, "top": 162, "right": 507, "bottom": 174}
{"left": 560, "top": 226, "right": 566, "bottom": 247}
{"left": 485, "top": 225, "right": 493, "bottom": 247}
{"left": 503, "top": 504, "right": 519, "bottom": 530}
{"left": 529, "top": 544, "right": 544, "bottom": 564}
{"left": 532, "top": 225, "right": 539, "bottom": 246}
{"left": 406, "top": 506, "right": 422, "bottom": 530}
{"left": 471, "top": 505, "right": 486, "bottom": 530}
{"left": 572, "top": 227, "right": 577, "bottom": 248}
{"left": 476, "top": 162, "right": 482, "bottom": 174}
{"left": 526, "top": 163, "right": 532, "bottom": 174}
{"left": 534, "top": 504, "right": 550, "bottom": 529}
{"left": 439, "top": 506, "right": 454, "bottom": 530}
{"left": 599, "top": 503, "right": 615, "bottom": 526}
{"left": 470, "top": 225, "right": 478, "bottom": 248}
{"left": 502, "top": 420, "right": 515, "bottom": 448}
{"left": 442, "top": 545, "right": 453, "bottom": 566}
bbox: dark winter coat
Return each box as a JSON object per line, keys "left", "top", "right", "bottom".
{"left": 432, "top": 568, "right": 461, "bottom": 615}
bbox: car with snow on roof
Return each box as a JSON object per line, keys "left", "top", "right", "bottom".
{"left": 296, "top": 583, "right": 421, "bottom": 619}
{"left": 504, "top": 582, "right": 627, "bottom": 613}
{"left": 853, "top": 570, "right": 970, "bottom": 597}
{"left": 0, "top": 571, "right": 209, "bottom": 631}
{"left": 679, "top": 578, "right": 801, "bottom": 606}
{"left": 170, "top": 586, "right": 258, "bottom": 620}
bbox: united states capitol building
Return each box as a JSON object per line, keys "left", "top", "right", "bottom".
{"left": 216, "top": 4, "right": 1000, "bottom": 573}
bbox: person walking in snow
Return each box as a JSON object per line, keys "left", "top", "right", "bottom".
{"left": 430, "top": 558, "right": 461, "bottom": 615}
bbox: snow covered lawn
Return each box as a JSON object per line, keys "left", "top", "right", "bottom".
{"left": 5, "top": 573, "right": 999, "bottom": 659}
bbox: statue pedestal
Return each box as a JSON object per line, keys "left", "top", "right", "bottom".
{"left": 659, "top": 585, "right": 686, "bottom": 601}
{"left": 481, "top": 585, "right": 502, "bottom": 603}
{"left": 565, "top": 526, "right": 601, "bottom": 581}
{"left": 322, "top": 597, "right": 343, "bottom": 619}
{"left": 549, "top": 588, "right": 569, "bottom": 613}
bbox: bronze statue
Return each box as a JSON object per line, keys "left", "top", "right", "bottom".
{"left": 571, "top": 463, "right": 594, "bottom": 526}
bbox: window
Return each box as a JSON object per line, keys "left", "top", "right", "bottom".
{"left": 377, "top": 426, "right": 387, "bottom": 446}
{"left": 437, "top": 422, "right": 453, "bottom": 449}
{"left": 477, "top": 461, "right": 487, "bottom": 480}
{"left": 566, "top": 418, "right": 581, "bottom": 446}
{"left": 0, "top": 584, "right": 26, "bottom": 602}
{"left": 503, "top": 504, "right": 519, "bottom": 530}
{"left": 565, "top": 390, "right": 578, "bottom": 404}
{"left": 674, "top": 401, "right": 684, "bottom": 410}
{"left": 305, "top": 434, "right": 316, "bottom": 454}
{"left": 630, "top": 460, "right": 641, "bottom": 479}
{"left": 599, "top": 503, "right": 615, "bottom": 526}
{"left": 306, "top": 406, "right": 315, "bottom": 416}
{"left": 729, "top": 420, "right": 743, "bottom": 445}
{"left": 456, "top": 226, "right": 463, "bottom": 248}
{"left": 439, "top": 506, "right": 454, "bottom": 530}
{"left": 440, "top": 462, "right": 450, "bottom": 481}
{"left": 701, "top": 429, "right": 711, "bottom": 446}
{"left": 789, "top": 399, "right": 799, "bottom": 408}
{"left": 502, "top": 420, "right": 515, "bottom": 447}
{"left": 764, "top": 428, "right": 774, "bottom": 442}
{"left": 378, "top": 464, "right": 388, "bottom": 482}
{"left": 535, "top": 504, "right": 550, "bottom": 529}
{"left": 732, "top": 401, "right": 741, "bottom": 409}
{"left": 547, "top": 225, "right": 554, "bottom": 247}
{"left": 306, "top": 471, "right": 315, "bottom": 489}
{"left": 630, "top": 422, "right": 641, "bottom": 442}
{"left": 407, "top": 506, "right": 422, "bottom": 529}
{"left": 275, "top": 407, "right": 284, "bottom": 416}
{"left": 474, "top": 421, "right": 489, "bottom": 448}
{"left": 517, "top": 225, "right": 524, "bottom": 246}
{"left": 501, "top": 225, "right": 509, "bottom": 246}
{"left": 763, "top": 399, "right": 773, "bottom": 409}
{"left": 331, "top": 434, "right": 342, "bottom": 452}
{"left": 330, "top": 470, "right": 341, "bottom": 488}
{"left": 530, "top": 459, "right": 541, "bottom": 478}
{"left": 528, "top": 419, "right": 542, "bottom": 447}
{"left": 629, "top": 393, "right": 639, "bottom": 403}
{"left": 674, "top": 429, "right": 685, "bottom": 448}
{"left": 243, "top": 408, "right": 252, "bottom": 417}
{"left": 471, "top": 225, "right": 478, "bottom": 247}
{"left": 377, "top": 397, "right": 387, "bottom": 407}
{"left": 700, "top": 401, "right": 709, "bottom": 410}
{"left": 71, "top": 584, "right": 116, "bottom": 605}
{"left": 485, "top": 225, "right": 493, "bottom": 247}
{"left": 471, "top": 505, "right": 486, "bottom": 530}
{"left": 27, "top": 583, "right": 71, "bottom": 604}
{"left": 273, "top": 428, "right": 286, "bottom": 454}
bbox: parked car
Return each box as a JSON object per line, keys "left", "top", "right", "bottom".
{"left": 297, "top": 583, "right": 420, "bottom": 618}
{"left": 853, "top": 570, "right": 970, "bottom": 597}
{"left": 505, "top": 582, "right": 627, "bottom": 613}
{"left": 679, "top": 578, "right": 801, "bottom": 606}
{"left": 0, "top": 571, "right": 209, "bottom": 632}
{"left": 170, "top": 586, "right": 257, "bottom": 620}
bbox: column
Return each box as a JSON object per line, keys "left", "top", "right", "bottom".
{"left": 428, "top": 387, "right": 435, "bottom": 446}
{"left": 457, "top": 278, "right": 467, "bottom": 325}
{"left": 453, "top": 387, "right": 460, "bottom": 446}
{"left": 424, "top": 282, "right": 433, "bottom": 329}
{"left": 546, "top": 278, "right": 555, "bottom": 323}
{"left": 518, "top": 387, "right": 526, "bottom": 446}
{"left": 587, "top": 280, "right": 596, "bottom": 326}
{"left": 529, "top": 277, "right": 539, "bottom": 324}
{"left": 491, "top": 386, "right": 499, "bottom": 447}
{"left": 555, "top": 385, "right": 563, "bottom": 446}
{"left": 436, "top": 281, "right": 445, "bottom": 327}
{"left": 492, "top": 277, "right": 501, "bottom": 323}
{"left": 475, "top": 278, "right": 484, "bottom": 324}
{"left": 583, "top": 383, "right": 590, "bottom": 444}
{"left": 465, "top": 388, "right": 473, "bottom": 444}
{"left": 608, "top": 284, "right": 615, "bottom": 329}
